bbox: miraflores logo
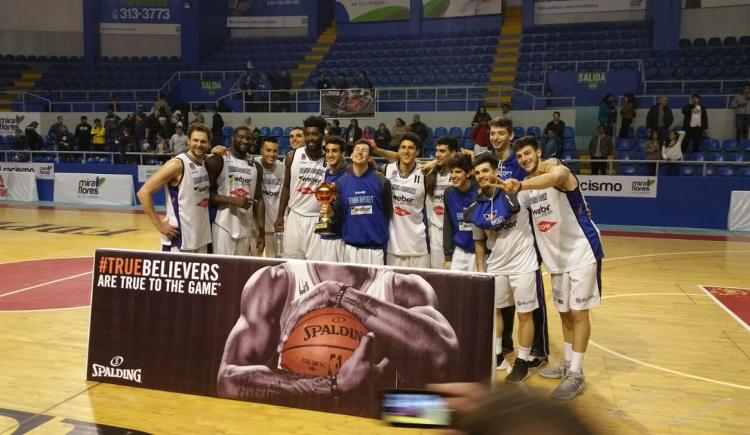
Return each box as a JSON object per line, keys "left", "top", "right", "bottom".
{"left": 78, "top": 177, "right": 106, "bottom": 196}
{"left": 0, "top": 114, "right": 25, "bottom": 133}
{"left": 631, "top": 179, "right": 656, "bottom": 193}
{"left": 579, "top": 176, "right": 658, "bottom": 198}
{"left": 91, "top": 356, "right": 142, "bottom": 383}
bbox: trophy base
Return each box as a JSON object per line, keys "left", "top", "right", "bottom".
{"left": 314, "top": 222, "right": 338, "bottom": 238}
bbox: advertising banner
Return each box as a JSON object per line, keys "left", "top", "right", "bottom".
{"left": 0, "top": 172, "right": 38, "bottom": 202}
{"left": 228, "top": 0, "right": 308, "bottom": 28}
{"left": 0, "top": 162, "right": 55, "bottom": 180}
{"left": 54, "top": 173, "right": 134, "bottom": 205}
{"left": 535, "top": 0, "right": 646, "bottom": 14}
{"left": 422, "top": 0, "right": 502, "bottom": 19}
{"left": 179, "top": 79, "right": 235, "bottom": 102}
{"left": 100, "top": 0, "right": 181, "bottom": 34}
{"left": 0, "top": 113, "right": 41, "bottom": 135}
{"left": 320, "top": 88, "right": 377, "bottom": 118}
{"left": 336, "top": 0, "right": 411, "bottom": 22}
{"left": 137, "top": 165, "right": 161, "bottom": 183}
{"left": 87, "top": 250, "right": 496, "bottom": 418}
{"left": 578, "top": 175, "right": 658, "bottom": 198}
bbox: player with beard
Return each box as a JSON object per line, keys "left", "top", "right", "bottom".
{"left": 255, "top": 137, "right": 285, "bottom": 257}
{"left": 317, "top": 136, "right": 349, "bottom": 262}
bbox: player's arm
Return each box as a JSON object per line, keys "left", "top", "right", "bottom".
{"left": 274, "top": 150, "right": 295, "bottom": 232}
{"left": 381, "top": 177, "right": 393, "bottom": 220}
{"left": 425, "top": 170, "right": 437, "bottom": 199}
{"left": 472, "top": 225, "right": 487, "bottom": 273}
{"left": 503, "top": 165, "right": 576, "bottom": 193}
{"left": 370, "top": 139, "right": 398, "bottom": 163}
{"left": 442, "top": 195, "right": 456, "bottom": 268}
{"left": 136, "top": 158, "right": 183, "bottom": 239}
{"left": 253, "top": 169, "right": 265, "bottom": 252}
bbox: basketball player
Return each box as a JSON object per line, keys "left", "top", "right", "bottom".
{"left": 442, "top": 154, "right": 478, "bottom": 271}
{"left": 289, "top": 126, "right": 305, "bottom": 150}
{"left": 500, "top": 136, "right": 604, "bottom": 400}
{"left": 470, "top": 153, "right": 540, "bottom": 384}
{"left": 330, "top": 140, "right": 392, "bottom": 265}
{"left": 425, "top": 137, "right": 460, "bottom": 269}
{"left": 274, "top": 116, "right": 327, "bottom": 260}
{"left": 206, "top": 126, "right": 264, "bottom": 256}
{"left": 487, "top": 117, "right": 550, "bottom": 373}
{"left": 137, "top": 124, "right": 211, "bottom": 253}
{"left": 255, "top": 137, "right": 285, "bottom": 257}
{"left": 317, "top": 136, "right": 349, "bottom": 262}
{"left": 217, "top": 261, "right": 459, "bottom": 416}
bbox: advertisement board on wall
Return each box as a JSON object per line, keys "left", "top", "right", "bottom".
{"left": 535, "top": 0, "right": 646, "bottom": 14}
{"left": 578, "top": 175, "right": 658, "bottom": 198}
{"left": 0, "top": 172, "right": 38, "bottom": 202}
{"left": 320, "top": 88, "right": 377, "bottom": 118}
{"left": 336, "top": 0, "right": 411, "bottom": 22}
{"left": 99, "top": 0, "right": 182, "bottom": 34}
{"left": 228, "top": 0, "right": 308, "bottom": 28}
{"left": 422, "top": 0, "right": 502, "bottom": 19}
{"left": 0, "top": 162, "right": 55, "bottom": 180}
{"left": 0, "top": 113, "right": 41, "bottom": 136}
{"left": 54, "top": 173, "right": 134, "bottom": 205}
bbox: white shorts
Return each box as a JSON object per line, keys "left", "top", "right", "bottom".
{"left": 264, "top": 232, "right": 282, "bottom": 258}
{"left": 283, "top": 211, "right": 320, "bottom": 260}
{"left": 450, "top": 246, "right": 477, "bottom": 272}
{"left": 551, "top": 262, "right": 601, "bottom": 312}
{"left": 161, "top": 244, "right": 208, "bottom": 254}
{"left": 211, "top": 224, "right": 251, "bottom": 256}
{"left": 319, "top": 238, "right": 345, "bottom": 262}
{"left": 344, "top": 245, "right": 385, "bottom": 265}
{"left": 429, "top": 224, "right": 444, "bottom": 269}
{"left": 387, "top": 253, "right": 431, "bottom": 269}
{"left": 493, "top": 270, "right": 540, "bottom": 313}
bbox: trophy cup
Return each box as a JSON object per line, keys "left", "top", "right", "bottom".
{"left": 314, "top": 182, "right": 338, "bottom": 237}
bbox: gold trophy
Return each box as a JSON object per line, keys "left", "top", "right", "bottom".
{"left": 314, "top": 182, "right": 338, "bottom": 237}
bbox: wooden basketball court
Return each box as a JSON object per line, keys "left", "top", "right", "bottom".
{"left": 1, "top": 203, "right": 749, "bottom": 434}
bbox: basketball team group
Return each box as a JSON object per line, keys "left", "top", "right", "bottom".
{"left": 137, "top": 115, "right": 603, "bottom": 402}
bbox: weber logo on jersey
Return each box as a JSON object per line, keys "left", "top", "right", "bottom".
{"left": 351, "top": 205, "right": 373, "bottom": 215}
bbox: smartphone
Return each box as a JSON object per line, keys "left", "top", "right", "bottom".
{"left": 381, "top": 389, "right": 452, "bottom": 428}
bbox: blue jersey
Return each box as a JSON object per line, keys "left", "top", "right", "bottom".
{"left": 443, "top": 183, "right": 479, "bottom": 258}
{"left": 321, "top": 164, "right": 349, "bottom": 240}
{"left": 498, "top": 152, "right": 526, "bottom": 181}
{"left": 335, "top": 168, "right": 392, "bottom": 249}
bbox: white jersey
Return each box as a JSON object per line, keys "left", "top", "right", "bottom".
{"left": 282, "top": 260, "right": 393, "bottom": 302}
{"left": 256, "top": 157, "right": 285, "bottom": 233}
{"left": 288, "top": 147, "right": 326, "bottom": 217}
{"left": 213, "top": 153, "right": 258, "bottom": 239}
{"left": 472, "top": 203, "right": 537, "bottom": 275}
{"left": 521, "top": 184, "right": 604, "bottom": 273}
{"left": 426, "top": 169, "right": 451, "bottom": 229}
{"left": 163, "top": 153, "right": 211, "bottom": 251}
{"left": 384, "top": 162, "right": 427, "bottom": 256}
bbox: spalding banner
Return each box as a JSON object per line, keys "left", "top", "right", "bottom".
{"left": 87, "top": 249, "right": 495, "bottom": 418}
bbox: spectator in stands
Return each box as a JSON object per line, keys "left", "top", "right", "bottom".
{"left": 170, "top": 125, "right": 188, "bottom": 156}
{"left": 391, "top": 117, "right": 406, "bottom": 148}
{"left": 154, "top": 94, "right": 172, "bottom": 122}
{"left": 598, "top": 94, "right": 617, "bottom": 137}
{"left": 244, "top": 116, "right": 259, "bottom": 135}
{"left": 249, "top": 128, "right": 261, "bottom": 154}
{"left": 344, "top": 119, "right": 363, "bottom": 153}
{"left": 471, "top": 104, "right": 492, "bottom": 126}
{"left": 117, "top": 128, "right": 135, "bottom": 163}
{"left": 375, "top": 122, "right": 392, "bottom": 150}
{"left": 618, "top": 93, "right": 636, "bottom": 138}
{"left": 354, "top": 70, "right": 373, "bottom": 88}
{"left": 362, "top": 125, "right": 375, "bottom": 141}
{"left": 541, "top": 128, "right": 561, "bottom": 159}
{"left": 119, "top": 113, "right": 134, "bottom": 134}
{"left": 256, "top": 73, "right": 273, "bottom": 112}
{"left": 471, "top": 117, "right": 490, "bottom": 154}
{"left": 133, "top": 113, "right": 147, "bottom": 150}
{"left": 316, "top": 72, "right": 331, "bottom": 89}
{"left": 211, "top": 107, "right": 224, "bottom": 146}
{"left": 335, "top": 73, "right": 349, "bottom": 89}
{"left": 91, "top": 118, "right": 106, "bottom": 152}
{"left": 24, "top": 121, "right": 42, "bottom": 151}
{"left": 145, "top": 112, "right": 160, "bottom": 148}
{"left": 730, "top": 84, "right": 750, "bottom": 141}
{"left": 191, "top": 110, "right": 205, "bottom": 125}
{"left": 48, "top": 115, "right": 64, "bottom": 142}
{"left": 646, "top": 96, "right": 674, "bottom": 144}
{"left": 662, "top": 130, "right": 685, "bottom": 176}
{"left": 681, "top": 94, "right": 708, "bottom": 154}
{"left": 57, "top": 125, "right": 75, "bottom": 154}
{"left": 588, "top": 124, "right": 612, "bottom": 175}
{"left": 136, "top": 103, "right": 147, "bottom": 120}
{"left": 173, "top": 112, "right": 185, "bottom": 130}
{"left": 330, "top": 119, "right": 342, "bottom": 136}
{"left": 74, "top": 116, "right": 92, "bottom": 152}
{"left": 410, "top": 114, "right": 429, "bottom": 144}
{"left": 278, "top": 69, "right": 293, "bottom": 112}
{"left": 644, "top": 130, "right": 662, "bottom": 175}
{"left": 154, "top": 135, "right": 169, "bottom": 155}
{"left": 544, "top": 111, "right": 565, "bottom": 139}
{"left": 12, "top": 127, "right": 27, "bottom": 150}
{"left": 107, "top": 99, "right": 118, "bottom": 112}
{"left": 499, "top": 103, "right": 512, "bottom": 122}
{"left": 104, "top": 109, "right": 121, "bottom": 143}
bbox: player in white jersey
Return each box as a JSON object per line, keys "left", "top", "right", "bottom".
{"left": 382, "top": 132, "right": 429, "bottom": 268}
{"left": 501, "top": 136, "right": 604, "bottom": 400}
{"left": 217, "top": 261, "right": 458, "bottom": 416}
{"left": 206, "top": 126, "right": 264, "bottom": 256}
{"left": 275, "top": 116, "right": 328, "bottom": 260}
{"left": 470, "top": 153, "right": 541, "bottom": 384}
{"left": 137, "top": 124, "right": 212, "bottom": 253}
{"left": 256, "top": 137, "right": 285, "bottom": 257}
{"left": 425, "top": 136, "right": 460, "bottom": 269}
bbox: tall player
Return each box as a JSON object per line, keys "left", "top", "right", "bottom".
{"left": 501, "top": 136, "right": 604, "bottom": 400}
{"left": 382, "top": 132, "right": 429, "bottom": 268}
{"left": 331, "top": 140, "right": 392, "bottom": 265}
{"left": 487, "top": 117, "right": 550, "bottom": 372}
{"left": 275, "top": 116, "right": 327, "bottom": 260}
{"left": 206, "top": 126, "right": 264, "bottom": 256}
{"left": 317, "top": 136, "right": 349, "bottom": 262}
{"left": 425, "top": 137, "right": 460, "bottom": 269}
{"left": 137, "top": 124, "right": 211, "bottom": 253}
{"left": 442, "top": 154, "right": 478, "bottom": 271}
{"left": 256, "top": 137, "right": 285, "bottom": 257}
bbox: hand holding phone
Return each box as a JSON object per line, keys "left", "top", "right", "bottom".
{"left": 381, "top": 389, "right": 452, "bottom": 428}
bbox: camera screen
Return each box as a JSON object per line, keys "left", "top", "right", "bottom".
{"left": 381, "top": 391, "right": 451, "bottom": 427}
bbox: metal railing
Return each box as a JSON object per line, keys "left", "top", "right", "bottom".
{"left": 562, "top": 158, "right": 749, "bottom": 177}
{"left": 642, "top": 81, "right": 745, "bottom": 103}
{"left": 1, "top": 149, "right": 172, "bottom": 166}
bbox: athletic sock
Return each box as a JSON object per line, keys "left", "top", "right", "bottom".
{"left": 496, "top": 338, "right": 503, "bottom": 355}
{"left": 564, "top": 342, "right": 573, "bottom": 364}
{"left": 517, "top": 346, "right": 532, "bottom": 362}
{"left": 570, "top": 351, "right": 585, "bottom": 373}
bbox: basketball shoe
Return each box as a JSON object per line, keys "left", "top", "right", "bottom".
{"left": 551, "top": 371, "right": 585, "bottom": 400}
{"left": 539, "top": 360, "right": 569, "bottom": 379}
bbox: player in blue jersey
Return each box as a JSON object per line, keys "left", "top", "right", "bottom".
{"left": 442, "top": 154, "right": 479, "bottom": 271}
{"left": 317, "top": 136, "right": 349, "bottom": 262}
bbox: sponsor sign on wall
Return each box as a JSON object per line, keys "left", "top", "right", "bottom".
{"left": 422, "top": 0, "right": 502, "bottom": 18}
{"left": 137, "top": 165, "right": 161, "bottom": 183}
{"left": 0, "top": 162, "right": 54, "bottom": 180}
{"left": 336, "top": 0, "right": 411, "bottom": 22}
{"left": 0, "top": 113, "right": 41, "bottom": 135}
{"left": 54, "top": 173, "right": 134, "bottom": 205}
{"left": 100, "top": 0, "right": 181, "bottom": 34}
{"left": 0, "top": 172, "right": 38, "bottom": 202}
{"left": 535, "top": 0, "right": 647, "bottom": 14}
{"left": 228, "top": 0, "right": 307, "bottom": 28}
{"left": 320, "top": 88, "right": 376, "bottom": 118}
{"left": 87, "top": 249, "right": 495, "bottom": 418}
{"left": 578, "top": 175, "right": 658, "bottom": 198}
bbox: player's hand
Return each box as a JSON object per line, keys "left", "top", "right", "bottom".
{"left": 426, "top": 382, "right": 488, "bottom": 415}
{"left": 420, "top": 159, "right": 437, "bottom": 175}
{"left": 156, "top": 219, "right": 179, "bottom": 239}
{"left": 274, "top": 217, "right": 284, "bottom": 233}
{"left": 443, "top": 261, "right": 451, "bottom": 270}
{"left": 497, "top": 178, "right": 521, "bottom": 194}
{"left": 232, "top": 196, "right": 254, "bottom": 209}
{"left": 255, "top": 237, "right": 265, "bottom": 256}
{"left": 211, "top": 145, "right": 228, "bottom": 156}
{"left": 337, "top": 332, "right": 389, "bottom": 395}
{"left": 278, "top": 280, "right": 342, "bottom": 350}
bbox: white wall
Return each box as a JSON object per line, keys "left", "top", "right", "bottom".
{"left": 680, "top": 5, "right": 750, "bottom": 39}
{"left": 534, "top": 10, "right": 645, "bottom": 25}
{"left": 0, "top": 0, "right": 83, "bottom": 56}
{"left": 100, "top": 34, "right": 181, "bottom": 57}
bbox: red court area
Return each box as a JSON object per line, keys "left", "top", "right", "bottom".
{"left": 703, "top": 286, "right": 750, "bottom": 330}
{"left": 0, "top": 258, "right": 93, "bottom": 311}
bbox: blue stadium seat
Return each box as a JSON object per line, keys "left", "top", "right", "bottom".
{"left": 562, "top": 126, "right": 575, "bottom": 138}
{"left": 618, "top": 164, "right": 637, "bottom": 175}
{"left": 259, "top": 127, "right": 271, "bottom": 136}
{"left": 678, "top": 165, "right": 698, "bottom": 176}
{"left": 739, "top": 167, "right": 750, "bottom": 177}
{"left": 526, "top": 126, "right": 541, "bottom": 138}
{"left": 513, "top": 127, "right": 525, "bottom": 138}
{"left": 615, "top": 138, "right": 632, "bottom": 151}
{"left": 434, "top": 127, "right": 448, "bottom": 138}
{"left": 271, "top": 127, "right": 283, "bottom": 137}
{"left": 222, "top": 126, "right": 233, "bottom": 137}
{"left": 463, "top": 127, "right": 473, "bottom": 138}
{"left": 636, "top": 126, "right": 649, "bottom": 139}
{"left": 448, "top": 127, "right": 463, "bottom": 138}
{"left": 615, "top": 150, "right": 632, "bottom": 160}
{"left": 717, "top": 166, "right": 735, "bottom": 177}
{"left": 703, "top": 139, "right": 720, "bottom": 152}
{"left": 723, "top": 139, "right": 739, "bottom": 152}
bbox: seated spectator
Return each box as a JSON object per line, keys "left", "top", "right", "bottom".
{"left": 335, "top": 73, "right": 349, "bottom": 89}
{"left": 316, "top": 72, "right": 331, "bottom": 90}
{"left": 91, "top": 118, "right": 106, "bottom": 152}
{"left": 391, "top": 117, "right": 406, "bottom": 148}
{"left": 374, "top": 123, "right": 392, "bottom": 150}
{"left": 544, "top": 111, "right": 565, "bottom": 138}
{"left": 256, "top": 73, "right": 273, "bottom": 111}
{"left": 662, "top": 130, "right": 685, "bottom": 176}
{"left": 191, "top": 110, "right": 205, "bottom": 125}
{"left": 409, "top": 114, "right": 429, "bottom": 144}
{"left": 598, "top": 94, "right": 617, "bottom": 137}
{"left": 154, "top": 94, "right": 171, "bottom": 122}
{"left": 472, "top": 104, "right": 492, "bottom": 126}
{"left": 354, "top": 70, "right": 373, "bottom": 88}
{"left": 541, "top": 128, "right": 561, "bottom": 159}
{"left": 644, "top": 130, "right": 662, "bottom": 161}
{"left": 588, "top": 124, "right": 612, "bottom": 175}
{"left": 154, "top": 135, "right": 169, "bottom": 155}
{"left": 646, "top": 96, "right": 673, "bottom": 143}
{"left": 619, "top": 93, "right": 636, "bottom": 138}
{"left": 499, "top": 103, "right": 512, "bottom": 122}
{"left": 57, "top": 125, "right": 75, "bottom": 151}
{"left": 361, "top": 125, "right": 375, "bottom": 141}
{"left": 170, "top": 125, "right": 188, "bottom": 156}
{"left": 471, "top": 117, "right": 490, "bottom": 154}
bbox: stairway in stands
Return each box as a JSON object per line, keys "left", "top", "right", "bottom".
{"left": 0, "top": 66, "right": 43, "bottom": 111}
{"left": 292, "top": 24, "right": 337, "bottom": 88}
{"left": 484, "top": 6, "right": 521, "bottom": 109}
